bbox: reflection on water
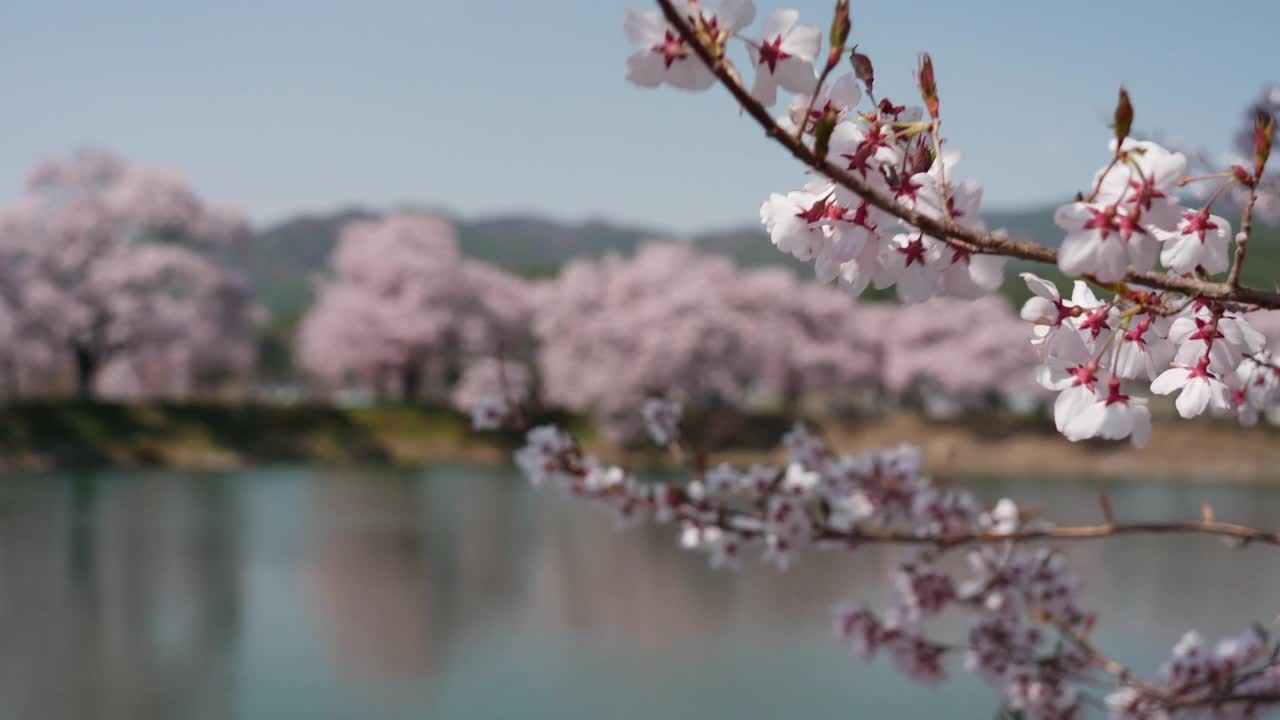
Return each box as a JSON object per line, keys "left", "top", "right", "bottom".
{"left": 0, "top": 465, "right": 1278, "bottom": 719}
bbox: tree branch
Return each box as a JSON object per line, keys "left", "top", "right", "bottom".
{"left": 647, "top": 488, "right": 1280, "bottom": 549}
{"left": 653, "top": 0, "right": 1280, "bottom": 309}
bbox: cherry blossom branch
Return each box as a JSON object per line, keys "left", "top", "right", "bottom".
{"left": 652, "top": 0, "right": 1280, "bottom": 310}
{"left": 503, "top": 412, "right": 1280, "bottom": 718}
{"left": 626, "top": 481, "right": 1280, "bottom": 550}
{"left": 827, "top": 519, "right": 1280, "bottom": 550}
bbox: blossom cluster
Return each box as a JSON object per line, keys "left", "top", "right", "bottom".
{"left": 1019, "top": 272, "right": 1279, "bottom": 446}
{"left": 624, "top": 0, "right": 1280, "bottom": 448}
{"left": 495, "top": 401, "right": 1280, "bottom": 718}
{"left": 1108, "top": 628, "right": 1280, "bottom": 719}
{"left": 630, "top": 0, "right": 1007, "bottom": 303}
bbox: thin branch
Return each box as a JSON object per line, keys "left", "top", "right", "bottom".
{"left": 653, "top": 0, "right": 1280, "bottom": 310}
{"left": 1247, "top": 352, "right": 1280, "bottom": 373}
{"left": 822, "top": 519, "right": 1280, "bottom": 549}
{"left": 637, "top": 484, "right": 1280, "bottom": 548}
{"left": 1228, "top": 187, "right": 1261, "bottom": 289}
{"left": 1057, "top": 621, "right": 1167, "bottom": 698}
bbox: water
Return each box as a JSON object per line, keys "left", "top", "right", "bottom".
{"left": 0, "top": 465, "right": 1278, "bottom": 719}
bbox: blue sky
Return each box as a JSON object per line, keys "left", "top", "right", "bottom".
{"left": 0, "top": 1, "right": 1275, "bottom": 232}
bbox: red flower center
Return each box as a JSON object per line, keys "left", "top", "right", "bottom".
{"left": 1181, "top": 211, "right": 1219, "bottom": 244}
{"left": 898, "top": 237, "right": 928, "bottom": 266}
{"left": 757, "top": 34, "right": 790, "bottom": 74}
{"left": 1082, "top": 206, "right": 1119, "bottom": 241}
{"left": 1104, "top": 378, "right": 1129, "bottom": 406}
{"left": 655, "top": 31, "right": 688, "bottom": 68}
{"left": 1077, "top": 308, "right": 1112, "bottom": 339}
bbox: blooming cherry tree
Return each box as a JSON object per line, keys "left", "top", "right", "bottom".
{"left": 297, "top": 213, "right": 534, "bottom": 403}
{"left": 535, "top": 241, "right": 1035, "bottom": 440}
{"left": 0, "top": 149, "right": 256, "bottom": 399}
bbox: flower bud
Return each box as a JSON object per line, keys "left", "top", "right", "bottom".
{"left": 878, "top": 98, "right": 905, "bottom": 118}
{"left": 813, "top": 113, "right": 838, "bottom": 160}
{"left": 1233, "top": 164, "right": 1255, "bottom": 187}
{"left": 850, "top": 46, "right": 874, "bottom": 96}
{"left": 907, "top": 141, "right": 932, "bottom": 176}
{"left": 826, "top": 1, "right": 851, "bottom": 72}
{"left": 1112, "top": 86, "right": 1133, "bottom": 147}
{"left": 1255, "top": 108, "right": 1275, "bottom": 179}
{"left": 916, "top": 53, "right": 939, "bottom": 119}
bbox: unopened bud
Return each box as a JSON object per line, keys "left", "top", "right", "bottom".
{"left": 907, "top": 141, "right": 932, "bottom": 176}
{"left": 850, "top": 46, "right": 874, "bottom": 96}
{"left": 916, "top": 53, "right": 939, "bottom": 119}
{"left": 1112, "top": 86, "right": 1134, "bottom": 146}
{"left": 827, "top": 1, "right": 851, "bottom": 71}
{"left": 813, "top": 113, "right": 838, "bottom": 160}
{"left": 1233, "top": 164, "right": 1255, "bottom": 187}
{"left": 1255, "top": 109, "right": 1275, "bottom": 179}
{"left": 878, "top": 98, "right": 905, "bottom": 118}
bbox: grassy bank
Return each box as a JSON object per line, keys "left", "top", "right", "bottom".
{"left": 0, "top": 402, "right": 1278, "bottom": 481}
{"left": 0, "top": 402, "right": 520, "bottom": 470}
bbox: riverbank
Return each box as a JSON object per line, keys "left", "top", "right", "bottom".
{"left": 0, "top": 402, "right": 1277, "bottom": 481}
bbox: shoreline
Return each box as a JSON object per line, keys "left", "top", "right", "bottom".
{"left": 0, "top": 403, "right": 1277, "bottom": 482}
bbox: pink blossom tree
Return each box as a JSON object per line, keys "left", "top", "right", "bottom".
{"left": 297, "top": 213, "right": 534, "bottom": 402}
{"left": 535, "top": 241, "right": 1037, "bottom": 440}
{"left": 869, "top": 296, "right": 1041, "bottom": 413}
{"left": 535, "top": 242, "right": 886, "bottom": 439}
{"left": 0, "top": 149, "right": 256, "bottom": 400}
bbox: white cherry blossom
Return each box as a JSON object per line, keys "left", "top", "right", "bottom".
{"left": 624, "top": 7, "right": 715, "bottom": 91}
{"left": 781, "top": 73, "right": 862, "bottom": 133}
{"left": 1019, "top": 273, "right": 1083, "bottom": 354}
{"left": 826, "top": 120, "right": 899, "bottom": 175}
{"left": 1155, "top": 210, "right": 1232, "bottom": 275}
{"left": 747, "top": 9, "right": 820, "bottom": 106}
{"left": 876, "top": 233, "right": 945, "bottom": 304}
{"left": 1150, "top": 357, "right": 1233, "bottom": 419}
{"left": 1055, "top": 201, "right": 1147, "bottom": 282}
{"left": 759, "top": 186, "right": 832, "bottom": 260}
{"left": 1061, "top": 379, "right": 1153, "bottom": 447}
{"left": 1113, "top": 315, "right": 1173, "bottom": 381}
{"left": 1096, "top": 139, "right": 1188, "bottom": 231}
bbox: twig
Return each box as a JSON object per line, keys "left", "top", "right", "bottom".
{"left": 1228, "top": 187, "right": 1261, "bottom": 289}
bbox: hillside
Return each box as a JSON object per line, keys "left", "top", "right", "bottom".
{"left": 243, "top": 204, "right": 1278, "bottom": 376}
{"left": 246, "top": 205, "right": 1065, "bottom": 321}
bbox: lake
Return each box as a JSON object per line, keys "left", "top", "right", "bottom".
{"left": 0, "top": 464, "right": 1278, "bottom": 719}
